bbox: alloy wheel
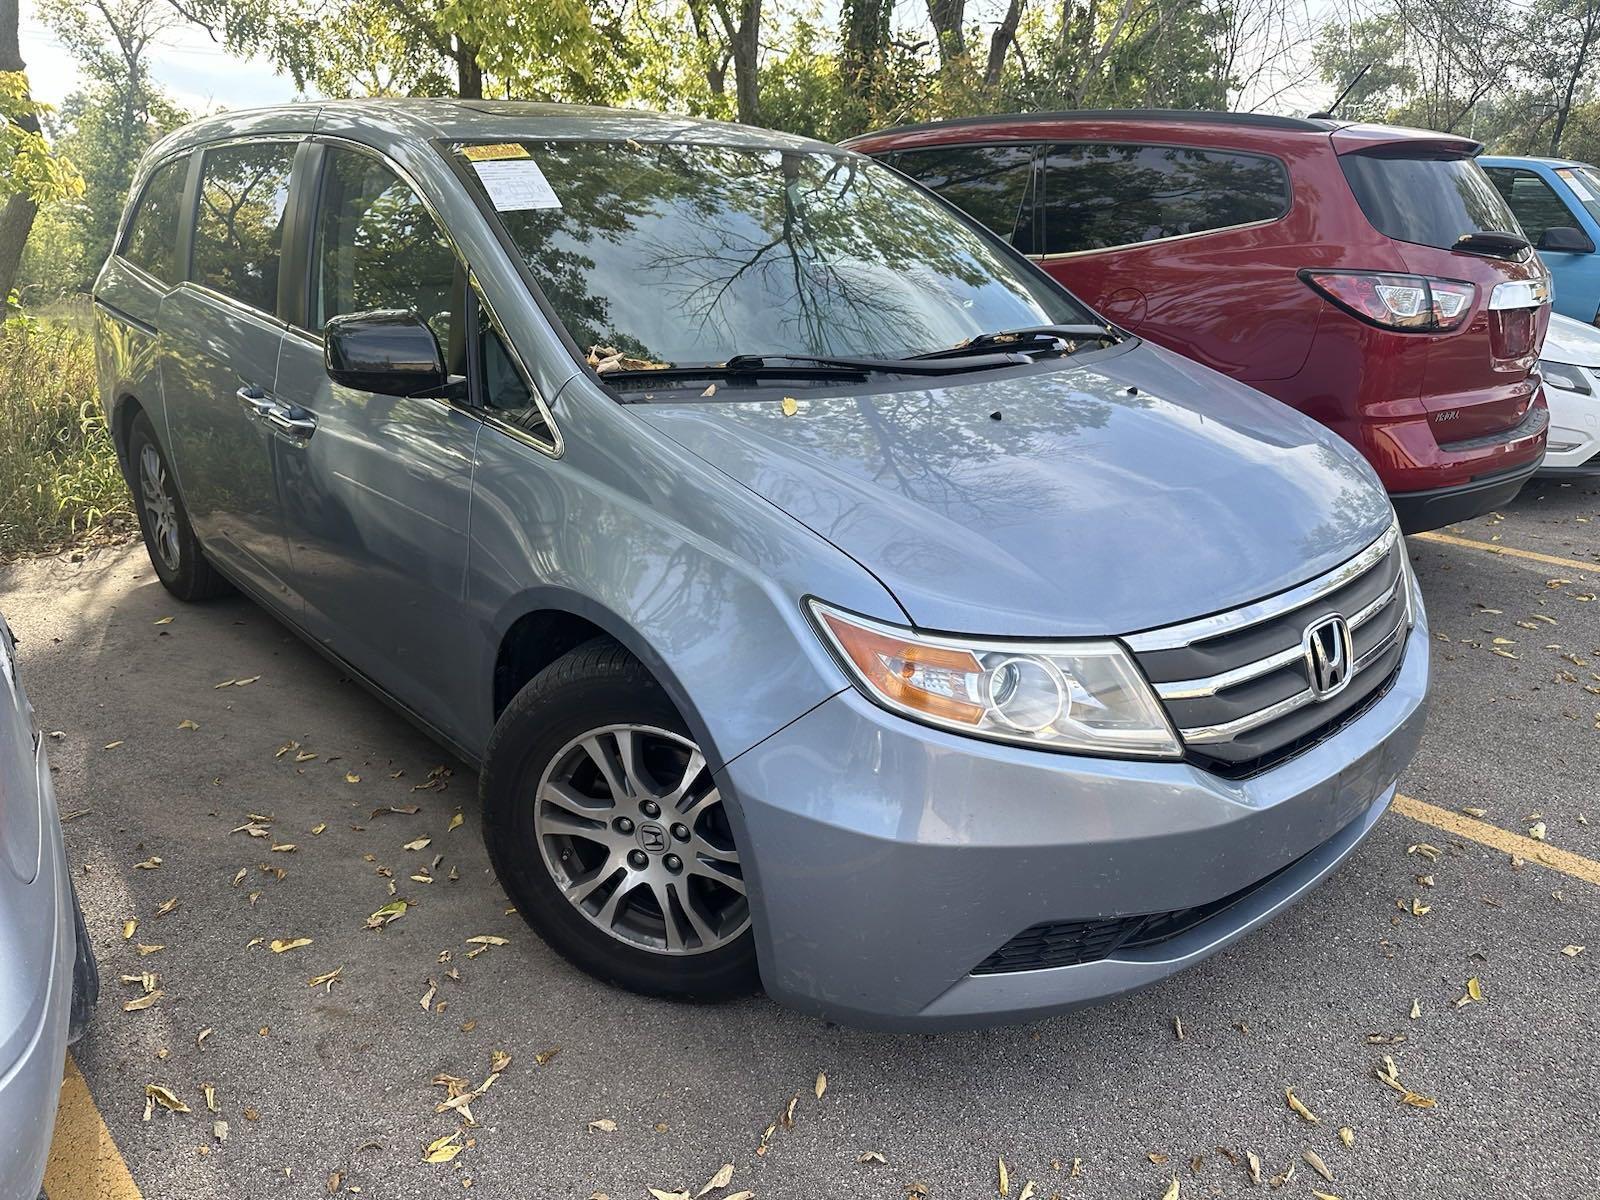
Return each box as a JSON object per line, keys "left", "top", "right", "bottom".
{"left": 533, "top": 723, "right": 749, "bottom": 956}
{"left": 138, "top": 443, "right": 181, "bottom": 573}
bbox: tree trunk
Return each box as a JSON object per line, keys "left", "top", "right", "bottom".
{"left": 927, "top": 0, "right": 966, "bottom": 63}
{"left": 723, "top": 0, "right": 760, "bottom": 124}
{"left": 0, "top": 0, "right": 38, "bottom": 302}
{"left": 455, "top": 39, "right": 484, "bottom": 99}
{"left": 985, "top": 0, "right": 1025, "bottom": 86}
{"left": 841, "top": 0, "right": 893, "bottom": 105}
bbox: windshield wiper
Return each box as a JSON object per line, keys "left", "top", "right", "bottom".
{"left": 909, "top": 324, "right": 1122, "bottom": 361}
{"left": 600, "top": 362, "right": 873, "bottom": 388}
{"left": 720, "top": 351, "right": 1033, "bottom": 376}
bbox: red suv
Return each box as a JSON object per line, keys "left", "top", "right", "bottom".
{"left": 844, "top": 111, "right": 1552, "bottom": 531}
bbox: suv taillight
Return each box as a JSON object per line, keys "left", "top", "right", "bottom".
{"left": 1300, "top": 270, "right": 1476, "bottom": 332}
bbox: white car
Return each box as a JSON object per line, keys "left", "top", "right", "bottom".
{"left": 1538, "top": 313, "right": 1600, "bottom": 475}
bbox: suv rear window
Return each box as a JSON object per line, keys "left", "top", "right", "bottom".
{"left": 1340, "top": 152, "right": 1521, "bottom": 251}
{"left": 1039, "top": 143, "right": 1290, "bottom": 256}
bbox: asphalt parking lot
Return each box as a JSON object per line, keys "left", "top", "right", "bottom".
{"left": 7, "top": 477, "right": 1597, "bottom": 1200}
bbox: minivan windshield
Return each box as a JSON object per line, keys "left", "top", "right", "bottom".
{"left": 454, "top": 140, "right": 1092, "bottom": 370}
{"left": 1340, "top": 150, "right": 1523, "bottom": 252}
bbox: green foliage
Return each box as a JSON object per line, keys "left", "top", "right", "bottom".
{"left": 0, "top": 74, "right": 83, "bottom": 206}
{"left": 0, "top": 313, "right": 132, "bottom": 560}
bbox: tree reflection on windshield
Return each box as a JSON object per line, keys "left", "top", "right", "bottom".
{"left": 470, "top": 141, "right": 1088, "bottom": 366}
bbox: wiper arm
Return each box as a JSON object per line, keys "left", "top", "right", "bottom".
{"left": 600, "top": 362, "right": 872, "bottom": 387}
{"left": 721, "top": 351, "right": 1032, "bottom": 376}
{"left": 909, "top": 323, "right": 1122, "bottom": 361}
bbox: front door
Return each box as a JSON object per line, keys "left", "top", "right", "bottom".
{"left": 271, "top": 143, "right": 480, "bottom": 742}
{"left": 161, "top": 140, "right": 297, "bottom": 604}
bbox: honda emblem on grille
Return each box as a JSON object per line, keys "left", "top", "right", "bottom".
{"left": 1303, "top": 614, "right": 1354, "bottom": 700}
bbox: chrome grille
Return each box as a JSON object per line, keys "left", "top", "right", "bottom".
{"left": 1127, "top": 522, "right": 1411, "bottom": 775}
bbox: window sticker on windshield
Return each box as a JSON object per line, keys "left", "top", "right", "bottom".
{"left": 473, "top": 158, "right": 562, "bottom": 211}
{"left": 1558, "top": 168, "right": 1595, "bottom": 202}
{"left": 462, "top": 142, "right": 531, "bottom": 162}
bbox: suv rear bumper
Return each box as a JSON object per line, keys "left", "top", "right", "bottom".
{"left": 1389, "top": 456, "right": 1542, "bottom": 532}
{"left": 718, "top": 593, "right": 1429, "bottom": 1030}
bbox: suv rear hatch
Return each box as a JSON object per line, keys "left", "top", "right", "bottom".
{"left": 1331, "top": 127, "right": 1550, "bottom": 444}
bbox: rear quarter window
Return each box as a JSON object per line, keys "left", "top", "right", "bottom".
{"left": 120, "top": 155, "right": 190, "bottom": 283}
{"left": 1341, "top": 152, "right": 1521, "bottom": 251}
{"left": 1039, "top": 143, "right": 1290, "bottom": 256}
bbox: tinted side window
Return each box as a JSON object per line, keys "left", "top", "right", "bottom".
{"left": 1483, "top": 167, "right": 1575, "bottom": 246}
{"left": 890, "top": 144, "right": 1038, "bottom": 252}
{"left": 192, "top": 142, "right": 295, "bottom": 312}
{"left": 121, "top": 155, "right": 189, "bottom": 282}
{"left": 477, "top": 298, "right": 555, "bottom": 446}
{"left": 312, "top": 147, "right": 460, "bottom": 368}
{"left": 1039, "top": 143, "right": 1290, "bottom": 256}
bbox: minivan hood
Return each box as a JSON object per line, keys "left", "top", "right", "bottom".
{"left": 638, "top": 344, "right": 1394, "bottom": 637}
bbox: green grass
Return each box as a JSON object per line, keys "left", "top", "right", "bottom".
{"left": 0, "top": 313, "right": 133, "bottom": 560}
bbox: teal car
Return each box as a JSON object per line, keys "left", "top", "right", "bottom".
{"left": 1481, "top": 155, "right": 1600, "bottom": 325}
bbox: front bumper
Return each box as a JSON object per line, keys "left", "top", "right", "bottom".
{"left": 0, "top": 745, "right": 74, "bottom": 1200}
{"left": 1537, "top": 373, "right": 1600, "bottom": 475}
{"left": 719, "top": 599, "right": 1429, "bottom": 1030}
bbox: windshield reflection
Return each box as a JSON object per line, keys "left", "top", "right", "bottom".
{"left": 465, "top": 141, "right": 1090, "bottom": 367}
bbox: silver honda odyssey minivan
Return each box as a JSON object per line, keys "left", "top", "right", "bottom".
{"left": 94, "top": 100, "right": 1429, "bottom": 1029}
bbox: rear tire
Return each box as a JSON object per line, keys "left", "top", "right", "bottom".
{"left": 127, "top": 412, "right": 231, "bottom": 601}
{"left": 481, "top": 638, "right": 758, "bottom": 1001}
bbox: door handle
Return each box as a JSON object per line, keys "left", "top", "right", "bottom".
{"left": 236, "top": 386, "right": 275, "bottom": 417}
{"left": 265, "top": 405, "right": 317, "bottom": 438}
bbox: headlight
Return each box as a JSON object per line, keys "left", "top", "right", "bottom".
{"left": 809, "top": 601, "right": 1181, "bottom": 757}
{"left": 1539, "top": 360, "right": 1593, "bottom": 395}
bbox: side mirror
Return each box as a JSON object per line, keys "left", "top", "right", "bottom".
{"left": 1538, "top": 225, "right": 1595, "bottom": 254}
{"left": 324, "top": 310, "right": 448, "bottom": 395}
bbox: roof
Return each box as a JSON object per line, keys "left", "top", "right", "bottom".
{"left": 840, "top": 108, "right": 1345, "bottom": 146}
{"left": 155, "top": 98, "right": 836, "bottom": 157}
{"left": 1478, "top": 153, "right": 1594, "bottom": 170}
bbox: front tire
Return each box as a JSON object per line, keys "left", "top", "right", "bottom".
{"left": 127, "top": 412, "right": 231, "bottom": 601}
{"left": 481, "top": 639, "right": 758, "bottom": 1001}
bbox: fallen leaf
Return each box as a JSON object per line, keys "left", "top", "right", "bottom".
{"left": 124, "top": 990, "right": 164, "bottom": 1011}
{"left": 1400, "top": 1092, "right": 1437, "bottom": 1109}
{"left": 270, "top": 843, "right": 297, "bottom": 853}
{"left": 135, "top": 943, "right": 164, "bottom": 956}
{"left": 270, "top": 938, "right": 312, "bottom": 953}
{"left": 448, "top": 812, "right": 464, "bottom": 832}
{"left": 1410, "top": 997, "right": 1421, "bottom": 1019}
{"left": 178, "top": 719, "right": 199, "bottom": 731}
{"left": 1467, "top": 976, "right": 1484, "bottom": 1002}
{"left": 145, "top": 1083, "right": 190, "bottom": 1113}
{"left": 104, "top": 740, "right": 124, "bottom": 750}
{"left": 1303, "top": 1149, "right": 1334, "bottom": 1182}
{"left": 466, "top": 935, "right": 508, "bottom": 947}
{"left": 423, "top": 1132, "right": 463, "bottom": 1163}
{"left": 1018, "top": 1185, "right": 1036, "bottom": 1200}
{"left": 493, "top": 1050, "right": 515, "bottom": 1072}
{"left": 815, "top": 1071, "right": 827, "bottom": 1099}
{"left": 1160, "top": 1179, "right": 1179, "bottom": 1200}
{"left": 403, "top": 837, "right": 432, "bottom": 851}
{"left": 1247, "top": 1153, "right": 1262, "bottom": 1185}
{"left": 196, "top": 1028, "right": 213, "bottom": 1047}
{"left": 1270, "top": 1162, "right": 1295, "bottom": 1188}
{"left": 366, "top": 900, "right": 408, "bottom": 929}
{"left": 857, "top": 1151, "right": 887, "bottom": 1164}
{"left": 587, "top": 1118, "right": 617, "bottom": 1133}
{"left": 697, "top": 1163, "right": 733, "bottom": 1196}
{"left": 781, "top": 395, "right": 798, "bottom": 416}
{"left": 308, "top": 967, "right": 343, "bottom": 990}
{"left": 311, "top": 823, "right": 327, "bottom": 836}
{"left": 1338, "top": 1126, "right": 1355, "bottom": 1148}
{"left": 213, "top": 1119, "right": 229, "bottom": 1143}
{"left": 998, "top": 1155, "right": 1009, "bottom": 1196}
{"left": 1286, "top": 1087, "right": 1319, "bottom": 1123}
{"left": 134, "top": 856, "right": 162, "bottom": 870}
{"left": 648, "top": 1191, "right": 689, "bottom": 1200}
{"left": 421, "top": 979, "right": 437, "bottom": 1011}
{"left": 153, "top": 616, "right": 174, "bottom": 625}
{"left": 123, "top": 919, "right": 137, "bottom": 939}
{"left": 155, "top": 897, "right": 178, "bottom": 917}
{"left": 1562, "top": 944, "right": 1585, "bottom": 956}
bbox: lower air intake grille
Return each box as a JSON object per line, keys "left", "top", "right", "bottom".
{"left": 970, "top": 853, "right": 1305, "bottom": 975}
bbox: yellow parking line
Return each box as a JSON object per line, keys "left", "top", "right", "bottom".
{"left": 1393, "top": 793, "right": 1600, "bottom": 887}
{"left": 43, "top": 1053, "right": 142, "bottom": 1200}
{"left": 1411, "top": 530, "right": 1598, "bottom": 574}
